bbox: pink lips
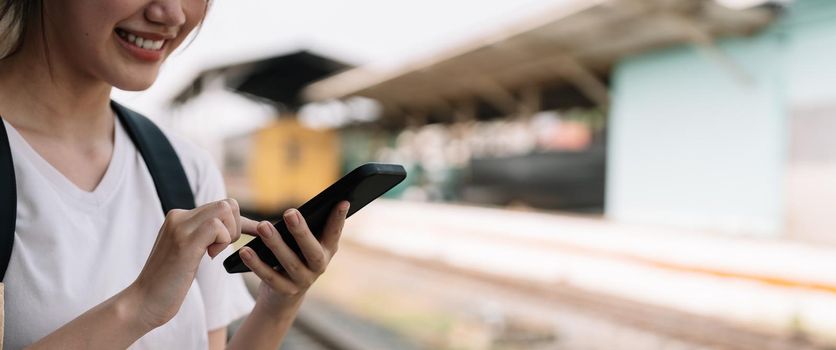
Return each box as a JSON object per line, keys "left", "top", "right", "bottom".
{"left": 114, "top": 29, "right": 166, "bottom": 63}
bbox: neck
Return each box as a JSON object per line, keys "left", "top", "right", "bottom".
{"left": 0, "top": 35, "right": 114, "bottom": 142}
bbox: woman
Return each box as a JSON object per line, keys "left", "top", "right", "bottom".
{"left": 0, "top": 0, "right": 348, "bottom": 349}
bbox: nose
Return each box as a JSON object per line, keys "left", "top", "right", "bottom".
{"left": 145, "top": 0, "right": 187, "bottom": 27}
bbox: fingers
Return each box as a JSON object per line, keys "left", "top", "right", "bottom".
{"left": 224, "top": 199, "right": 242, "bottom": 243}
{"left": 239, "top": 247, "right": 300, "bottom": 295}
{"left": 169, "top": 199, "right": 244, "bottom": 258}
{"left": 212, "top": 199, "right": 238, "bottom": 247}
{"left": 203, "top": 218, "right": 231, "bottom": 258}
{"left": 283, "top": 209, "right": 328, "bottom": 274}
{"left": 187, "top": 200, "right": 232, "bottom": 233}
{"left": 320, "top": 201, "right": 349, "bottom": 254}
{"left": 256, "top": 221, "right": 316, "bottom": 285}
{"left": 240, "top": 216, "right": 261, "bottom": 236}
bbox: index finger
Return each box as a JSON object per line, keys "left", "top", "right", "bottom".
{"left": 320, "top": 201, "right": 350, "bottom": 253}
{"left": 184, "top": 200, "right": 234, "bottom": 233}
{"left": 240, "top": 216, "right": 261, "bottom": 237}
{"left": 225, "top": 198, "right": 242, "bottom": 241}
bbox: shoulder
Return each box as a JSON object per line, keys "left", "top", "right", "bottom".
{"left": 161, "top": 127, "right": 228, "bottom": 206}
{"left": 114, "top": 101, "right": 227, "bottom": 205}
{"left": 165, "top": 131, "right": 215, "bottom": 185}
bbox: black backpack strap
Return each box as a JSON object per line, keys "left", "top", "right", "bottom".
{"left": 0, "top": 119, "right": 16, "bottom": 282}
{"left": 112, "top": 101, "right": 196, "bottom": 213}
{"left": 0, "top": 103, "right": 196, "bottom": 282}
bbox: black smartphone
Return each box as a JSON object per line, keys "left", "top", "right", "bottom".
{"left": 224, "top": 163, "right": 407, "bottom": 274}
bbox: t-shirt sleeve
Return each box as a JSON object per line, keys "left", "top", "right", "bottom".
{"left": 175, "top": 137, "right": 256, "bottom": 331}
{"left": 197, "top": 248, "right": 255, "bottom": 331}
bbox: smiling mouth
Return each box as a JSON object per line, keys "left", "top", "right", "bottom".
{"left": 114, "top": 28, "right": 166, "bottom": 51}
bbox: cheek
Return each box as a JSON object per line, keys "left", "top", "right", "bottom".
{"left": 166, "top": 2, "right": 207, "bottom": 51}
{"left": 185, "top": 1, "right": 208, "bottom": 33}
{"left": 42, "top": 5, "right": 89, "bottom": 40}
{"left": 45, "top": 4, "right": 121, "bottom": 56}
{"left": 53, "top": 26, "right": 112, "bottom": 68}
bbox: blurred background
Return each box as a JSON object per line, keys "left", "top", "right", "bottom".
{"left": 115, "top": 0, "right": 836, "bottom": 348}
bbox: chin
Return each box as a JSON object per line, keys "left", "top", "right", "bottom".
{"left": 112, "top": 76, "right": 157, "bottom": 91}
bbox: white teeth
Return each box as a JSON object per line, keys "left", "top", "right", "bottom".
{"left": 118, "top": 29, "right": 165, "bottom": 51}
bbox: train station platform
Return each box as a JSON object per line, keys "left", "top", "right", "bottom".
{"left": 341, "top": 200, "right": 836, "bottom": 346}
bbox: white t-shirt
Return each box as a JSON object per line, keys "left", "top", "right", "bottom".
{"left": 2, "top": 114, "right": 255, "bottom": 349}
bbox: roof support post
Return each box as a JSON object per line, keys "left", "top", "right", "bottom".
{"left": 519, "top": 84, "right": 542, "bottom": 119}
{"left": 472, "top": 75, "right": 519, "bottom": 116}
{"left": 550, "top": 56, "right": 611, "bottom": 108}
{"left": 671, "top": 14, "right": 754, "bottom": 85}
{"left": 405, "top": 109, "right": 428, "bottom": 129}
{"left": 454, "top": 99, "right": 478, "bottom": 123}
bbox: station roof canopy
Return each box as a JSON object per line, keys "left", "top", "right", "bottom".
{"left": 303, "top": 0, "right": 778, "bottom": 116}
{"left": 173, "top": 50, "right": 351, "bottom": 110}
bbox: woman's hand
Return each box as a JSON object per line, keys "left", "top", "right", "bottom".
{"left": 130, "top": 199, "right": 243, "bottom": 330}
{"left": 239, "top": 201, "right": 350, "bottom": 312}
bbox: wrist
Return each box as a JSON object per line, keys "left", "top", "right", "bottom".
{"left": 111, "top": 285, "right": 158, "bottom": 338}
{"left": 119, "top": 283, "right": 164, "bottom": 333}
{"left": 253, "top": 292, "right": 305, "bottom": 323}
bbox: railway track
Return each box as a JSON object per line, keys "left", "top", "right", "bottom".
{"left": 281, "top": 323, "right": 341, "bottom": 350}
{"left": 241, "top": 239, "right": 831, "bottom": 350}
{"left": 281, "top": 300, "right": 421, "bottom": 350}
{"left": 280, "top": 316, "right": 355, "bottom": 350}
{"left": 328, "top": 240, "right": 830, "bottom": 350}
{"left": 240, "top": 273, "right": 420, "bottom": 350}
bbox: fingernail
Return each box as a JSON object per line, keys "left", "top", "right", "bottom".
{"left": 258, "top": 222, "right": 271, "bottom": 237}
{"left": 341, "top": 202, "right": 351, "bottom": 213}
{"left": 285, "top": 209, "right": 299, "bottom": 226}
{"left": 241, "top": 248, "right": 253, "bottom": 259}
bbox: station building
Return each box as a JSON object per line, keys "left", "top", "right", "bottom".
{"left": 307, "top": 0, "right": 836, "bottom": 242}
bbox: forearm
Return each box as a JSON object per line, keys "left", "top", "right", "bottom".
{"left": 26, "top": 286, "right": 154, "bottom": 349}
{"left": 226, "top": 295, "right": 304, "bottom": 350}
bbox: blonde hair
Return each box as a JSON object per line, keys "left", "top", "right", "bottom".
{"left": 0, "top": 0, "right": 34, "bottom": 59}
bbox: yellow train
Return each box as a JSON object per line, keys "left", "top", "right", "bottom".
{"left": 222, "top": 117, "right": 341, "bottom": 220}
